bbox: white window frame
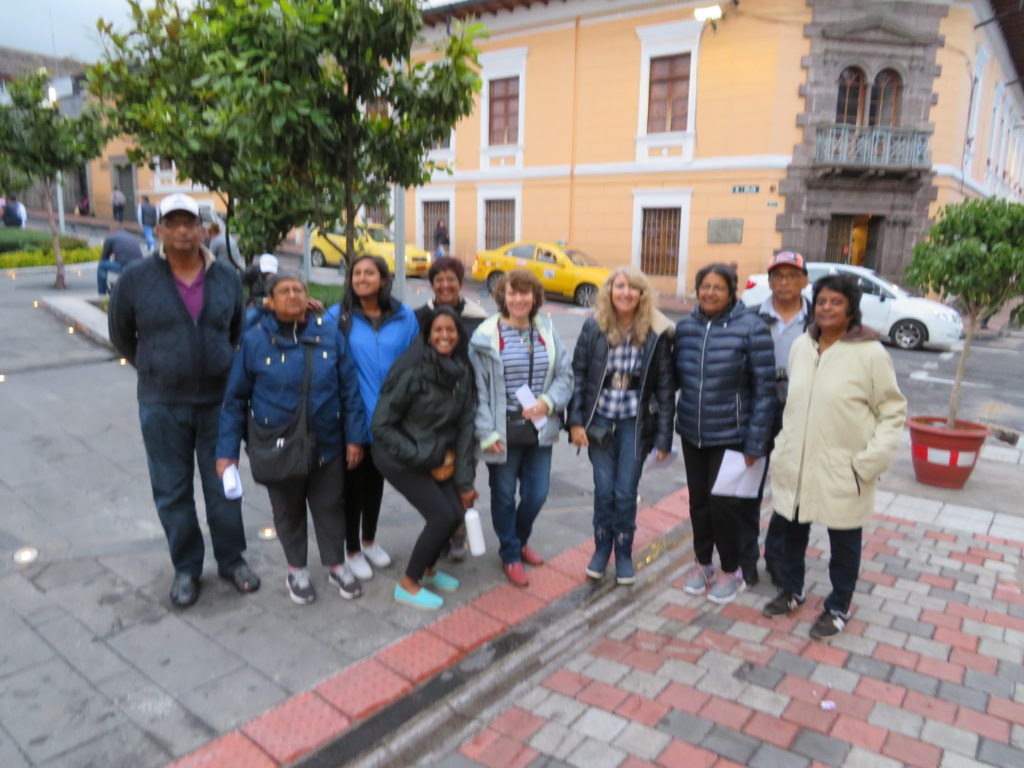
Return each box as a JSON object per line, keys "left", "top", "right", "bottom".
{"left": 964, "top": 47, "right": 988, "bottom": 172}
{"left": 476, "top": 184, "right": 522, "bottom": 253}
{"left": 631, "top": 188, "right": 692, "bottom": 297}
{"left": 635, "top": 20, "right": 704, "bottom": 164}
{"left": 427, "top": 129, "right": 456, "bottom": 166}
{"left": 479, "top": 47, "right": 528, "bottom": 170}
{"left": 415, "top": 185, "right": 455, "bottom": 256}
{"left": 152, "top": 156, "right": 178, "bottom": 190}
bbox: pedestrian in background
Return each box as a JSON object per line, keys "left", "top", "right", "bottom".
{"left": 97, "top": 225, "right": 143, "bottom": 296}
{"left": 433, "top": 218, "right": 450, "bottom": 261}
{"left": 469, "top": 269, "right": 573, "bottom": 588}
{"left": 675, "top": 262, "right": 776, "bottom": 604}
{"left": 209, "top": 221, "right": 241, "bottom": 269}
{"left": 2, "top": 194, "right": 27, "bottom": 227}
{"left": 326, "top": 255, "right": 419, "bottom": 582}
{"left": 111, "top": 187, "right": 126, "bottom": 222}
{"left": 762, "top": 273, "right": 906, "bottom": 641}
{"left": 217, "top": 271, "right": 367, "bottom": 604}
{"left": 242, "top": 253, "right": 278, "bottom": 327}
{"left": 372, "top": 306, "right": 478, "bottom": 610}
{"left": 137, "top": 195, "right": 158, "bottom": 251}
{"left": 568, "top": 267, "right": 676, "bottom": 585}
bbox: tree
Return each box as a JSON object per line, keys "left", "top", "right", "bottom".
{"left": 0, "top": 69, "right": 108, "bottom": 288}
{"left": 905, "top": 197, "right": 1024, "bottom": 427}
{"left": 89, "top": 0, "right": 482, "bottom": 262}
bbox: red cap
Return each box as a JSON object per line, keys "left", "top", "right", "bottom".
{"left": 768, "top": 251, "right": 806, "bottom": 273}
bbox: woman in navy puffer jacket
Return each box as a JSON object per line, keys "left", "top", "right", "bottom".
{"left": 674, "top": 263, "right": 776, "bottom": 605}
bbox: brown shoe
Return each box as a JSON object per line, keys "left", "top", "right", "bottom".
{"left": 503, "top": 561, "right": 529, "bottom": 587}
{"left": 520, "top": 545, "right": 544, "bottom": 566}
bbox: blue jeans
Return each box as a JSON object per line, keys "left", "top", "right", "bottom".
{"left": 588, "top": 415, "right": 642, "bottom": 534}
{"left": 774, "top": 511, "right": 862, "bottom": 616}
{"left": 97, "top": 259, "right": 124, "bottom": 295}
{"left": 142, "top": 225, "right": 155, "bottom": 251}
{"left": 139, "top": 402, "right": 247, "bottom": 578}
{"left": 487, "top": 444, "right": 552, "bottom": 563}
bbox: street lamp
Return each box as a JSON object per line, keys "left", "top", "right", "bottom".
{"left": 46, "top": 85, "right": 66, "bottom": 235}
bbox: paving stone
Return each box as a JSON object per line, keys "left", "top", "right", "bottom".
{"left": 0, "top": 615, "right": 56, "bottom": 679}
{"left": 891, "top": 616, "right": 935, "bottom": 639}
{"left": 977, "top": 737, "right": 1024, "bottom": 768}
{"left": 867, "top": 702, "right": 923, "bottom": 739}
{"left": 937, "top": 681, "right": 989, "bottom": 712}
{"left": 735, "top": 661, "right": 785, "bottom": 690}
{"left": 904, "top": 635, "right": 952, "bottom": 660}
{"left": 659, "top": 658, "right": 707, "bottom": 686}
{"left": 700, "top": 723, "right": 761, "bottom": 764}
{"left": 810, "top": 666, "right": 859, "bottom": 693}
{"left": 656, "top": 709, "right": 715, "bottom": 743}
{"left": 740, "top": 684, "right": 789, "bottom": 717}
{"left": 842, "top": 746, "right": 903, "bottom": 768}
{"left": 696, "top": 650, "right": 744, "bottom": 674}
{"left": 844, "top": 652, "right": 892, "bottom": 681}
{"left": 997, "top": 660, "right": 1024, "bottom": 685}
{"left": 565, "top": 735, "right": 626, "bottom": 768}
{"left": 978, "top": 638, "right": 1022, "bottom": 664}
{"left": 828, "top": 633, "right": 877, "bottom": 656}
{"left": 768, "top": 651, "right": 816, "bottom": 678}
{"left": 939, "top": 752, "right": 996, "bottom": 768}
{"left": 178, "top": 666, "right": 288, "bottom": 733}
{"left": 698, "top": 669, "right": 746, "bottom": 700}
{"left": 940, "top": 567, "right": 976, "bottom": 584}
{"left": 528, "top": 721, "right": 587, "bottom": 760}
{"left": 880, "top": 601, "right": 922, "bottom": 621}
{"left": 571, "top": 708, "right": 628, "bottom": 743}
{"left": 726, "top": 622, "right": 770, "bottom": 643}
{"left": 963, "top": 668, "right": 1016, "bottom": 700}
{"left": 690, "top": 613, "right": 736, "bottom": 632}
{"left": 748, "top": 742, "right": 811, "bottom": 768}
{"left": 39, "top": 722, "right": 169, "bottom": 768}
{"left": 790, "top": 728, "right": 850, "bottom": 767}
{"left": 962, "top": 620, "right": 1006, "bottom": 642}
{"left": 580, "top": 657, "right": 632, "bottom": 686}
{"left": 534, "top": 692, "right": 587, "bottom": 725}
{"left": 0, "top": 725, "right": 31, "bottom": 768}
{"left": 611, "top": 721, "right": 671, "bottom": 761}
{"left": 889, "top": 667, "right": 940, "bottom": 697}
{"left": 617, "top": 668, "right": 669, "bottom": 699}
{"left": 920, "top": 719, "right": 978, "bottom": 757}
{"left": 525, "top": 755, "right": 574, "bottom": 768}
{"left": 930, "top": 587, "right": 970, "bottom": 604}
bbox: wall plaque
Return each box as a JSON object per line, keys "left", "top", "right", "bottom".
{"left": 707, "top": 218, "right": 744, "bottom": 244}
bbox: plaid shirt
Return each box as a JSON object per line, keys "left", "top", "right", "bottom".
{"left": 595, "top": 340, "right": 642, "bottom": 420}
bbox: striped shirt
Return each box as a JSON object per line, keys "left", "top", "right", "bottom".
{"left": 596, "top": 339, "right": 642, "bottom": 420}
{"left": 499, "top": 322, "right": 549, "bottom": 412}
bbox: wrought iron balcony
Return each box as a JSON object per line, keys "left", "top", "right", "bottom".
{"left": 813, "top": 124, "right": 930, "bottom": 171}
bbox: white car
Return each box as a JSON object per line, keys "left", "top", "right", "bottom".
{"left": 741, "top": 262, "right": 963, "bottom": 351}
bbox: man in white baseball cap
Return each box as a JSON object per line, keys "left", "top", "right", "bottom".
{"left": 109, "top": 191, "right": 260, "bottom": 607}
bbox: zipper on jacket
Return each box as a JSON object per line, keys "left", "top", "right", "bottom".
{"left": 696, "top": 319, "right": 713, "bottom": 447}
{"left": 735, "top": 392, "right": 741, "bottom": 431}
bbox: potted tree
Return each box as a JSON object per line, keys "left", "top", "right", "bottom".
{"left": 904, "top": 197, "right": 1024, "bottom": 488}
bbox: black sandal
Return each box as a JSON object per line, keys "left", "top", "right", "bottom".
{"left": 220, "top": 563, "right": 261, "bottom": 593}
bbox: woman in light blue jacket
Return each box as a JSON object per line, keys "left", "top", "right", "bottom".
{"left": 468, "top": 269, "right": 573, "bottom": 588}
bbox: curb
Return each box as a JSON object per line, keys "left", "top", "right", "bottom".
{"left": 38, "top": 295, "right": 115, "bottom": 352}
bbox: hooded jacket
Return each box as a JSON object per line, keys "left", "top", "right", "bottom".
{"left": 673, "top": 301, "right": 777, "bottom": 456}
{"left": 468, "top": 313, "right": 574, "bottom": 463}
{"left": 567, "top": 310, "right": 676, "bottom": 459}
{"left": 770, "top": 324, "right": 906, "bottom": 529}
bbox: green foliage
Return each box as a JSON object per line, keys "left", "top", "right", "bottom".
{"left": 0, "top": 246, "right": 101, "bottom": 269}
{"left": 308, "top": 282, "right": 345, "bottom": 308}
{"left": 0, "top": 229, "right": 87, "bottom": 254}
{"left": 89, "top": 0, "right": 483, "bottom": 260}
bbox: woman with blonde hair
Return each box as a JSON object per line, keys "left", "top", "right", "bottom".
{"left": 567, "top": 266, "right": 676, "bottom": 584}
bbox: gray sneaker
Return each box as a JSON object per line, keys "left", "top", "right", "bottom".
{"left": 286, "top": 568, "right": 316, "bottom": 605}
{"left": 707, "top": 571, "right": 745, "bottom": 604}
{"left": 683, "top": 564, "right": 715, "bottom": 595}
{"left": 328, "top": 564, "right": 363, "bottom": 600}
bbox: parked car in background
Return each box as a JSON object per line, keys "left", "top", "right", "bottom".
{"left": 471, "top": 240, "right": 611, "bottom": 307}
{"left": 310, "top": 223, "right": 431, "bottom": 277}
{"left": 741, "top": 261, "right": 962, "bottom": 350}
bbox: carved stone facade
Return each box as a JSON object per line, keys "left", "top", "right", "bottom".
{"left": 778, "top": 0, "right": 948, "bottom": 279}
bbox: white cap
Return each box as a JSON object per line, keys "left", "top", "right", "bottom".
{"left": 158, "top": 193, "right": 200, "bottom": 220}
{"left": 258, "top": 254, "right": 279, "bottom": 274}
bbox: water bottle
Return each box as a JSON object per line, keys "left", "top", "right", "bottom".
{"left": 222, "top": 464, "right": 243, "bottom": 500}
{"left": 464, "top": 508, "right": 486, "bottom": 557}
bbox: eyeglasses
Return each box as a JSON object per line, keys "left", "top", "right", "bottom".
{"left": 698, "top": 284, "right": 729, "bottom": 294}
{"left": 769, "top": 271, "right": 806, "bottom": 283}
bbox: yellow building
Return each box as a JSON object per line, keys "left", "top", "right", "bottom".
{"left": 407, "top": 0, "right": 1024, "bottom": 297}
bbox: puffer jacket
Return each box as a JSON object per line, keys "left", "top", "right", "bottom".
{"left": 217, "top": 313, "right": 368, "bottom": 466}
{"left": 770, "top": 324, "right": 906, "bottom": 529}
{"left": 567, "top": 311, "right": 676, "bottom": 459}
{"left": 673, "top": 301, "right": 777, "bottom": 456}
{"left": 371, "top": 344, "right": 477, "bottom": 492}
{"left": 468, "top": 314, "right": 574, "bottom": 463}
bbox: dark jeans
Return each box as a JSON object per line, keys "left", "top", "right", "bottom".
{"left": 138, "top": 403, "right": 247, "bottom": 578}
{"left": 588, "top": 415, "right": 642, "bottom": 535}
{"left": 265, "top": 454, "right": 345, "bottom": 568}
{"left": 681, "top": 440, "right": 747, "bottom": 574}
{"left": 487, "top": 444, "right": 552, "bottom": 564}
{"left": 773, "top": 510, "right": 862, "bottom": 616}
{"left": 97, "top": 259, "right": 124, "bottom": 295}
{"left": 374, "top": 450, "right": 464, "bottom": 581}
{"left": 113, "top": 204, "right": 124, "bottom": 222}
{"left": 343, "top": 445, "right": 384, "bottom": 553}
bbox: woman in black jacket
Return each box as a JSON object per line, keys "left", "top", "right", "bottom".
{"left": 371, "top": 306, "right": 479, "bottom": 610}
{"left": 674, "top": 263, "right": 776, "bottom": 604}
{"left": 568, "top": 267, "right": 676, "bottom": 585}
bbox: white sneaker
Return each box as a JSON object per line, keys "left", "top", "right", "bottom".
{"left": 362, "top": 542, "right": 392, "bottom": 568}
{"left": 346, "top": 551, "right": 373, "bottom": 580}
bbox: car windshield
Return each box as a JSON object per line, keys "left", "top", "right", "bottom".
{"left": 367, "top": 228, "right": 393, "bottom": 243}
{"left": 565, "top": 249, "right": 597, "bottom": 267}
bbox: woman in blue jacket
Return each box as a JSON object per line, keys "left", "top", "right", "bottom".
{"left": 327, "top": 255, "right": 419, "bottom": 582}
{"left": 217, "top": 272, "right": 368, "bottom": 604}
{"left": 674, "top": 263, "right": 776, "bottom": 604}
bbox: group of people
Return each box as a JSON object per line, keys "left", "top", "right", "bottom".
{"left": 109, "top": 192, "right": 906, "bottom": 643}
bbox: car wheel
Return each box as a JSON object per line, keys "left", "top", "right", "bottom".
{"left": 485, "top": 271, "right": 504, "bottom": 296}
{"left": 891, "top": 319, "right": 926, "bottom": 350}
{"left": 311, "top": 248, "right": 325, "bottom": 268}
{"left": 574, "top": 283, "right": 597, "bottom": 307}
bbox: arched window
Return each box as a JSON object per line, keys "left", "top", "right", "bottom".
{"left": 836, "top": 67, "right": 867, "bottom": 125}
{"left": 869, "top": 69, "right": 902, "bottom": 127}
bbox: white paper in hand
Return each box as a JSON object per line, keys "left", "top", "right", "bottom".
{"left": 710, "top": 450, "right": 766, "bottom": 498}
{"left": 514, "top": 384, "right": 548, "bottom": 429}
{"left": 222, "top": 464, "right": 243, "bottom": 500}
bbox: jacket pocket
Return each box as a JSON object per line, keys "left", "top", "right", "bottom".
{"left": 825, "top": 453, "right": 861, "bottom": 500}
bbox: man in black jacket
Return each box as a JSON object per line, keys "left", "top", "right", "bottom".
{"left": 109, "top": 193, "right": 259, "bottom": 608}
{"left": 97, "top": 226, "right": 143, "bottom": 295}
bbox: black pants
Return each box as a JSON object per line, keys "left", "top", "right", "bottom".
{"left": 773, "top": 509, "right": 862, "bottom": 616}
{"left": 738, "top": 456, "right": 770, "bottom": 578}
{"left": 343, "top": 446, "right": 384, "bottom": 553}
{"left": 682, "top": 440, "right": 750, "bottom": 574}
{"left": 373, "top": 450, "right": 464, "bottom": 582}
{"left": 265, "top": 454, "right": 345, "bottom": 568}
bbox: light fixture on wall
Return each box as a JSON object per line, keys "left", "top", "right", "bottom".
{"left": 694, "top": 1, "right": 738, "bottom": 32}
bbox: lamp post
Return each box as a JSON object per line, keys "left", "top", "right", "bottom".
{"left": 46, "top": 85, "right": 66, "bottom": 235}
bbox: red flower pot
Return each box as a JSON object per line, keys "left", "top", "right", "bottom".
{"left": 907, "top": 417, "right": 990, "bottom": 489}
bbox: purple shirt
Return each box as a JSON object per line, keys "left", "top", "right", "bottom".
{"left": 174, "top": 267, "right": 206, "bottom": 321}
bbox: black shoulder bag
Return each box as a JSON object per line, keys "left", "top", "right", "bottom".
{"left": 246, "top": 341, "right": 317, "bottom": 484}
{"left": 505, "top": 326, "right": 540, "bottom": 447}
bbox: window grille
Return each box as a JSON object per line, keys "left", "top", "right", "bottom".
{"left": 836, "top": 67, "right": 867, "bottom": 125}
{"left": 423, "top": 201, "right": 450, "bottom": 251}
{"left": 640, "top": 208, "right": 680, "bottom": 276}
{"left": 485, "top": 199, "right": 515, "bottom": 250}
{"left": 489, "top": 77, "right": 519, "bottom": 145}
{"left": 647, "top": 54, "right": 690, "bottom": 133}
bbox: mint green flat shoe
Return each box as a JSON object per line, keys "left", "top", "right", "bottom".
{"left": 394, "top": 584, "right": 443, "bottom": 610}
{"left": 421, "top": 570, "right": 460, "bottom": 592}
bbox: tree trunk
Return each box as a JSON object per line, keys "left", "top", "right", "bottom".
{"left": 43, "top": 181, "right": 66, "bottom": 290}
{"left": 948, "top": 314, "right": 976, "bottom": 428}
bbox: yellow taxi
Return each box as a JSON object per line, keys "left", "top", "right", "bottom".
{"left": 310, "top": 223, "right": 431, "bottom": 277}
{"left": 471, "top": 240, "right": 611, "bottom": 306}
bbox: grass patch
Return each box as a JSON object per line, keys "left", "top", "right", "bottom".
{"left": 0, "top": 247, "right": 102, "bottom": 269}
{"left": 309, "top": 282, "right": 345, "bottom": 308}
{"left": 0, "top": 229, "right": 88, "bottom": 254}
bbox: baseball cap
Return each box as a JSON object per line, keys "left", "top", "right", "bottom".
{"left": 158, "top": 193, "right": 200, "bottom": 220}
{"left": 768, "top": 251, "right": 807, "bottom": 274}
{"left": 258, "top": 254, "right": 279, "bottom": 274}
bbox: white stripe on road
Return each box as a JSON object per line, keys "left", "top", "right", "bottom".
{"left": 909, "top": 370, "right": 992, "bottom": 388}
